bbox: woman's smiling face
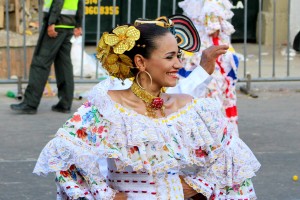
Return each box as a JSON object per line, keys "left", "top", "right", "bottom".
{"left": 144, "top": 32, "right": 183, "bottom": 88}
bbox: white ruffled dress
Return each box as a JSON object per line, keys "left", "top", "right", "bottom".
{"left": 33, "top": 78, "right": 260, "bottom": 200}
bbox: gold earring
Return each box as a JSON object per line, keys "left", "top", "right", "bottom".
{"left": 135, "top": 71, "right": 153, "bottom": 89}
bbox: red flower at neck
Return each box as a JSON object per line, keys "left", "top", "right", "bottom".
{"left": 151, "top": 97, "right": 164, "bottom": 109}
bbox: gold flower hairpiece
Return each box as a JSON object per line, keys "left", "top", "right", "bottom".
{"left": 96, "top": 25, "right": 140, "bottom": 80}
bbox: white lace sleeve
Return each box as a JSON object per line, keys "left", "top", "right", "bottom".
{"left": 181, "top": 99, "right": 260, "bottom": 199}
{"left": 33, "top": 103, "right": 117, "bottom": 199}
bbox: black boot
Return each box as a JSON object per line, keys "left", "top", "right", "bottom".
{"left": 51, "top": 104, "right": 71, "bottom": 114}
{"left": 10, "top": 102, "right": 37, "bottom": 114}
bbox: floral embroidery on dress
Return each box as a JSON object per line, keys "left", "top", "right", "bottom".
{"left": 33, "top": 78, "right": 260, "bottom": 199}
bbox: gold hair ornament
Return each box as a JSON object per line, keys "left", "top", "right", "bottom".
{"left": 96, "top": 25, "right": 140, "bottom": 80}
{"left": 134, "top": 17, "right": 174, "bottom": 28}
{"left": 134, "top": 17, "right": 176, "bottom": 35}
{"left": 136, "top": 44, "right": 146, "bottom": 48}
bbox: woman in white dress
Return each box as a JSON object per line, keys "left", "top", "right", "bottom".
{"left": 33, "top": 16, "right": 260, "bottom": 200}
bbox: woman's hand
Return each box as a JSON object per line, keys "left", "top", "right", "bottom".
{"left": 200, "top": 45, "right": 229, "bottom": 75}
{"left": 113, "top": 192, "right": 127, "bottom": 200}
{"left": 180, "top": 176, "right": 198, "bottom": 199}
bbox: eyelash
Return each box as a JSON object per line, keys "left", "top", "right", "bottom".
{"left": 177, "top": 51, "right": 183, "bottom": 59}
{"left": 166, "top": 51, "right": 183, "bottom": 60}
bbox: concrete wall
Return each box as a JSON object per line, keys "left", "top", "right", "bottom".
{"left": 260, "top": 0, "right": 288, "bottom": 46}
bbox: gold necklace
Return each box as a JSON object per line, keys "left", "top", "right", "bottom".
{"left": 131, "top": 81, "right": 166, "bottom": 118}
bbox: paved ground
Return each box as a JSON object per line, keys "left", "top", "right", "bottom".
{"left": 0, "top": 81, "right": 300, "bottom": 200}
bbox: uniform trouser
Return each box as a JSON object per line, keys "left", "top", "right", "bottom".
{"left": 24, "top": 27, "right": 74, "bottom": 109}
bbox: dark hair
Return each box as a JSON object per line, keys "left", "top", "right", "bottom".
{"left": 123, "top": 24, "right": 171, "bottom": 75}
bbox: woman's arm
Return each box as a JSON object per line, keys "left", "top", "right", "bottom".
{"left": 167, "top": 45, "right": 228, "bottom": 97}
{"left": 179, "top": 175, "right": 199, "bottom": 199}
{"left": 34, "top": 102, "right": 119, "bottom": 199}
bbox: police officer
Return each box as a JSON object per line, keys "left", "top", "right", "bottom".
{"left": 10, "top": 0, "right": 83, "bottom": 114}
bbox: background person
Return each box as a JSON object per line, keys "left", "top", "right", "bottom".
{"left": 10, "top": 0, "right": 83, "bottom": 114}
{"left": 179, "top": 0, "right": 240, "bottom": 136}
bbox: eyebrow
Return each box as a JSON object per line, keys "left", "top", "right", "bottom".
{"left": 164, "top": 51, "right": 178, "bottom": 56}
{"left": 154, "top": 49, "right": 179, "bottom": 59}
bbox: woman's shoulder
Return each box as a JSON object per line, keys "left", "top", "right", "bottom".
{"left": 108, "top": 89, "right": 138, "bottom": 108}
{"left": 166, "top": 93, "right": 194, "bottom": 108}
{"left": 107, "top": 89, "right": 126, "bottom": 99}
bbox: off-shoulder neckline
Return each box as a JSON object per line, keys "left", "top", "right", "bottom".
{"left": 105, "top": 91, "right": 199, "bottom": 122}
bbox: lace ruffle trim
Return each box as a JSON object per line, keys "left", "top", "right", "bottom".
{"left": 34, "top": 77, "right": 260, "bottom": 189}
